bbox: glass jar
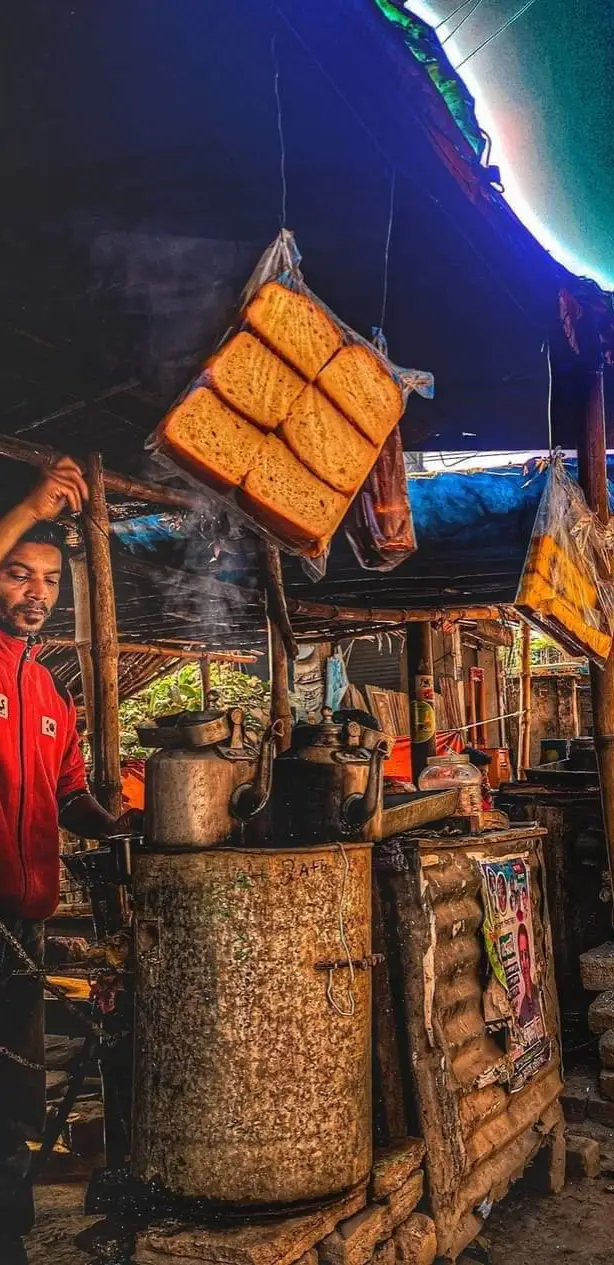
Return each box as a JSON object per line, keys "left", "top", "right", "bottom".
{"left": 418, "top": 753, "right": 482, "bottom": 815}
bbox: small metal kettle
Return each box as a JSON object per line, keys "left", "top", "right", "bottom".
{"left": 142, "top": 703, "right": 282, "bottom": 850}
{"left": 264, "top": 707, "right": 391, "bottom": 846}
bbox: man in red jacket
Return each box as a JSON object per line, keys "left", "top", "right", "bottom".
{"left": 0, "top": 457, "right": 124, "bottom": 1240}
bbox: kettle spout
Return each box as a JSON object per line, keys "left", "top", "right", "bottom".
{"left": 342, "top": 738, "right": 389, "bottom": 830}
{"left": 230, "top": 719, "right": 285, "bottom": 821}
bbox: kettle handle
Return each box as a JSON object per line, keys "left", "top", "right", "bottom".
{"left": 230, "top": 719, "right": 284, "bottom": 822}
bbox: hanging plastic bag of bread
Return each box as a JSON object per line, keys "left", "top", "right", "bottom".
{"left": 147, "top": 230, "right": 433, "bottom": 578}
{"left": 516, "top": 454, "right": 614, "bottom": 667}
{"left": 345, "top": 329, "right": 418, "bottom": 571}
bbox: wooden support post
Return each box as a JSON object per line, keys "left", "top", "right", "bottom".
{"left": 68, "top": 549, "right": 95, "bottom": 746}
{"left": 574, "top": 361, "right": 614, "bottom": 896}
{"left": 406, "top": 622, "right": 437, "bottom": 781}
{"left": 200, "top": 654, "right": 211, "bottom": 708}
{"left": 263, "top": 545, "right": 293, "bottom": 752}
{"left": 519, "top": 621, "right": 532, "bottom": 777}
{"left": 82, "top": 453, "right": 122, "bottom": 817}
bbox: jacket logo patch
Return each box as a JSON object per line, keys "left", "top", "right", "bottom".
{"left": 0, "top": 695, "right": 7, "bottom": 719}
{"left": 42, "top": 716, "right": 57, "bottom": 738}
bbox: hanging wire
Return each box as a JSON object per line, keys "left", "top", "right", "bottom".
{"left": 441, "top": 0, "right": 485, "bottom": 46}
{"left": 271, "top": 30, "right": 288, "bottom": 227}
{"left": 380, "top": 167, "right": 397, "bottom": 333}
{"left": 456, "top": 0, "right": 542, "bottom": 68}
{"left": 435, "top": 0, "right": 476, "bottom": 30}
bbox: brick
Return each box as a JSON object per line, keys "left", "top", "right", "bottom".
{"left": 587, "top": 1093, "right": 614, "bottom": 1128}
{"left": 599, "top": 1029, "right": 614, "bottom": 1069}
{"left": 295, "top": 1253, "right": 318, "bottom": 1265}
{"left": 600, "top": 1068, "right": 614, "bottom": 1102}
{"left": 393, "top": 1214, "right": 437, "bottom": 1265}
{"left": 318, "top": 1205, "right": 389, "bottom": 1265}
{"left": 382, "top": 1173, "right": 424, "bottom": 1233}
{"left": 66, "top": 1101, "right": 104, "bottom": 1157}
{"left": 588, "top": 990, "right": 614, "bottom": 1036}
{"left": 525, "top": 1127, "right": 566, "bottom": 1195}
{"left": 580, "top": 942, "right": 614, "bottom": 993}
{"left": 565, "top": 1134, "right": 600, "bottom": 1180}
{"left": 137, "top": 1187, "right": 367, "bottom": 1265}
{"left": 370, "top": 1142, "right": 425, "bottom": 1200}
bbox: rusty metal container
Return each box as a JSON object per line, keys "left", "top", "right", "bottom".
{"left": 131, "top": 843, "right": 372, "bottom": 1207}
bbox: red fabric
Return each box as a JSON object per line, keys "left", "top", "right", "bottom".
{"left": 0, "top": 629, "right": 87, "bottom": 919}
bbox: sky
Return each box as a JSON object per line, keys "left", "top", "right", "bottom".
{"left": 408, "top": 0, "right": 614, "bottom": 289}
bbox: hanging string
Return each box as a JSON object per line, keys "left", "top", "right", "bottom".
{"left": 271, "top": 31, "right": 288, "bottom": 228}
{"left": 435, "top": 0, "right": 476, "bottom": 30}
{"left": 441, "top": 0, "right": 485, "bottom": 46}
{"left": 546, "top": 341, "right": 554, "bottom": 455}
{"left": 326, "top": 842, "right": 356, "bottom": 1019}
{"left": 379, "top": 167, "right": 397, "bottom": 334}
{"left": 456, "top": 0, "right": 541, "bottom": 68}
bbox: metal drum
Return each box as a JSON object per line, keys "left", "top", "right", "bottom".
{"left": 132, "top": 843, "right": 373, "bottom": 1207}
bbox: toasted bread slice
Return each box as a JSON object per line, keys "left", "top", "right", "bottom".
{"left": 246, "top": 281, "right": 342, "bottom": 380}
{"left": 242, "top": 434, "right": 348, "bottom": 554}
{"left": 282, "top": 386, "right": 376, "bottom": 495}
{"left": 317, "top": 344, "right": 403, "bottom": 443}
{"left": 209, "top": 331, "right": 306, "bottom": 430}
{"left": 158, "top": 388, "right": 266, "bottom": 489}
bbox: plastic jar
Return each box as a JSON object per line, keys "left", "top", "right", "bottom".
{"left": 418, "top": 753, "right": 482, "bottom": 815}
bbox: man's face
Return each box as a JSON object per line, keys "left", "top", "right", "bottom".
{"left": 0, "top": 542, "right": 62, "bottom": 636}
{"left": 519, "top": 932, "right": 532, "bottom": 989}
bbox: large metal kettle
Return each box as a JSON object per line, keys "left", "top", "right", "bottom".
{"left": 143, "top": 702, "right": 282, "bottom": 849}
{"left": 264, "top": 707, "right": 391, "bottom": 846}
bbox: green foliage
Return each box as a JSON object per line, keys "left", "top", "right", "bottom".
{"left": 119, "top": 662, "right": 271, "bottom": 759}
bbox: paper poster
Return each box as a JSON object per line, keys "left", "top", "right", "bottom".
{"left": 479, "top": 857, "right": 551, "bottom": 1091}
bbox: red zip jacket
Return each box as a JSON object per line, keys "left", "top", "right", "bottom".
{"left": 0, "top": 628, "right": 88, "bottom": 919}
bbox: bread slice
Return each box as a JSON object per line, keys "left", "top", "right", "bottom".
{"left": 281, "top": 386, "right": 376, "bottom": 495}
{"left": 245, "top": 282, "right": 342, "bottom": 380}
{"left": 209, "top": 331, "right": 306, "bottom": 430}
{"left": 317, "top": 344, "right": 403, "bottom": 443}
{"left": 158, "top": 388, "right": 266, "bottom": 489}
{"left": 242, "top": 434, "right": 348, "bottom": 554}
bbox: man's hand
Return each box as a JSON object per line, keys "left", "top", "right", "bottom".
{"left": 23, "top": 456, "right": 89, "bottom": 523}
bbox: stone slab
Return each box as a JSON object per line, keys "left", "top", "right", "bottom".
{"left": 600, "top": 1068, "right": 614, "bottom": 1102}
{"left": 393, "top": 1214, "right": 437, "bottom": 1265}
{"left": 370, "top": 1142, "right": 425, "bottom": 1200}
{"left": 561, "top": 1072, "right": 595, "bottom": 1124}
{"left": 588, "top": 1092, "right": 614, "bottom": 1129}
{"left": 136, "top": 1187, "right": 367, "bottom": 1265}
{"left": 588, "top": 990, "right": 614, "bottom": 1036}
{"left": 319, "top": 1205, "right": 388, "bottom": 1265}
{"left": 381, "top": 1173, "right": 424, "bottom": 1234}
{"left": 580, "top": 942, "right": 614, "bottom": 993}
{"left": 566, "top": 1133, "right": 601, "bottom": 1180}
{"left": 599, "top": 1029, "right": 614, "bottom": 1069}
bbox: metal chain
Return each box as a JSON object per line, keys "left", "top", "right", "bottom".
{"left": 0, "top": 1043, "right": 45, "bottom": 1072}
{"left": 0, "top": 916, "right": 103, "bottom": 1040}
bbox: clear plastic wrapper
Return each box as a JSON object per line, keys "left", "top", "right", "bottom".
{"left": 345, "top": 423, "right": 417, "bottom": 571}
{"left": 516, "top": 456, "right": 614, "bottom": 668}
{"left": 147, "top": 230, "right": 433, "bottom": 577}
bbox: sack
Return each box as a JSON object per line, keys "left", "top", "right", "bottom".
{"left": 345, "top": 424, "right": 417, "bottom": 570}
{"left": 516, "top": 457, "right": 614, "bottom": 667}
{"left": 147, "top": 230, "right": 432, "bottom": 577}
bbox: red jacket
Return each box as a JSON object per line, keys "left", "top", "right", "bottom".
{"left": 0, "top": 629, "right": 87, "bottom": 920}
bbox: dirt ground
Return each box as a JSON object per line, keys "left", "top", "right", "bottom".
{"left": 5, "top": 1137, "right": 614, "bottom": 1265}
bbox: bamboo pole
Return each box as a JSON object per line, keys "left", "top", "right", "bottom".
{"left": 82, "top": 453, "right": 122, "bottom": 817}
{"left": 44, "top": 638, "right": 257, "bottom": 664}
{"left": 519, "top": 621, "right": 532, "bottom": 777}
{"left": 406, "top": 622, "right": 437, "bottom": 780}
{"left": 0, "top": 430, "right": 205, "bottom": 512}
{"left": 287, "top": 599, "right": 514, "bottom": 626}
{"left": 573, "top": 359, "right": 614, "bottom": 896}
{"left": 68, "top": 551, "right": 95, "bottom": 744}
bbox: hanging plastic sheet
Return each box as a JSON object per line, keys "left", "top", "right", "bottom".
{"left": 345, "top": 423, "right": 418, "bottom": 570}
{"left": 516, "top": 457, "right": 614, "bottom": 667}
{"left": 147, "top": 230, "right": 433, "bottom": 580}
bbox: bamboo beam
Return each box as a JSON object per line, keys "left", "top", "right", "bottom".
{"left": 82, "top": 453, "right": 122, "bottom": 817}
{"left": 44, "top": 638, "right": 257, "bottom": 664}
{"left": 286, "top": 599, "right": 514, "bottom": 626}
{"left": 68, "top": 551, "right": 95, "bottom": 743}
{"left": 519, "top": 621, "right": 532, "bottom": 777}
{"left": 0, "top": 431, "right": 205, "bottom": 512}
